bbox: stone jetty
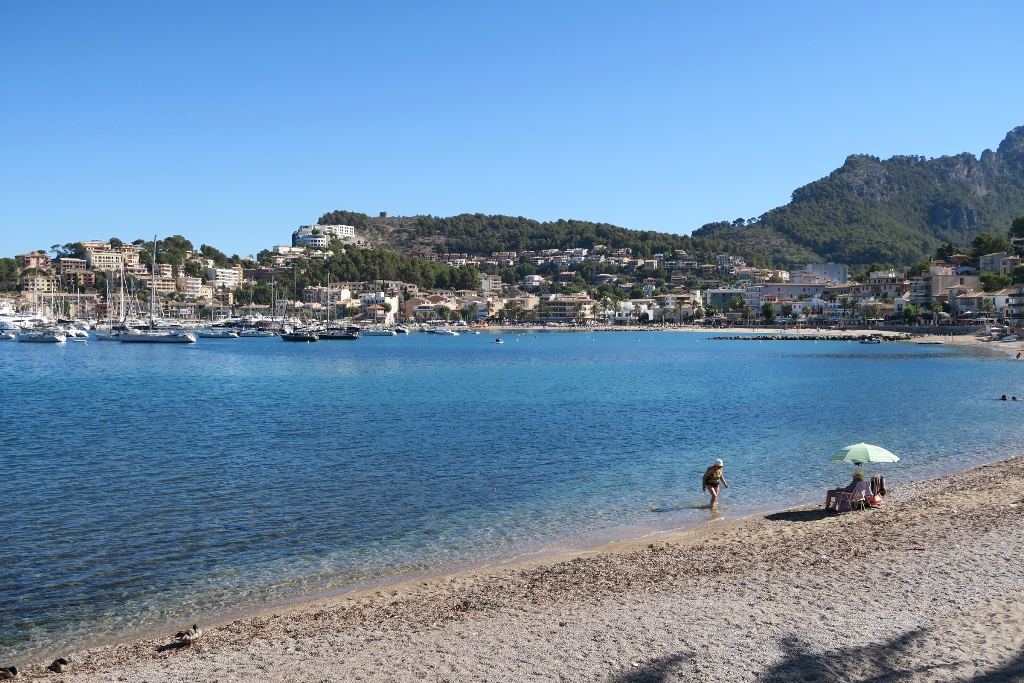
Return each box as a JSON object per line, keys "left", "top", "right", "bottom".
{"left": 709, "top": 333, "right": 913, "bottom": 342}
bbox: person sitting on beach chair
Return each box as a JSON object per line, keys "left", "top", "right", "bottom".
{"left": 826, "top": 470, "right": 872, "bottom": 512}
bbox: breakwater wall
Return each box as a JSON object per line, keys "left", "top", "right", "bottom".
{"left": 709, "top": 333, "right": 913, "bottom": 342}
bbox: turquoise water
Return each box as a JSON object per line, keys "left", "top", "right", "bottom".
{"left": 2, "top": 332, "right": 1022, "bottom": 659}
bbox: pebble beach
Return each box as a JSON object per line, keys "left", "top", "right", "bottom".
{"left": 11, "top": 455, "right": 1024, "bottom": 682}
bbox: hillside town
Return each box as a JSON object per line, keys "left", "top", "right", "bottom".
{"left": 4, "top": 222, "right": 1024, "bottom": 329}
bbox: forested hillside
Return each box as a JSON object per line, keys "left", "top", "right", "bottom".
{"left": 695, "top": 126, "right": 1024, "bottom": 267}
{"left": 319, "top": 211, "right": 774, "bottom": 267}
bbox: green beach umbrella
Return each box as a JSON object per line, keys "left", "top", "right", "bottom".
{"left": 830, "top": 442, "right": 900, "bottom": 464}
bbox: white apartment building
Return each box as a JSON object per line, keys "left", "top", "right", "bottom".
{"left": 177, "top": 276, "right": 204, "bottom": 298}
{"left": 85, "top": 248, "right": 125, "bottom": 271}
{"left": 303, "top": 286, "right": 352, "bottom": 304}
{"left": 522, "top": 274, "right": 544, "bottom": 290}
{"left": 805, "top": 263, "right": 848, "bottom": 284}
{"left": 292, "top": 224, "right": 355, "bottom": 247}
{"left": 480, "top": 274, "right": 503, "bottom": 292}
{"left": 360, "top": 292, "right": 400, "bottom": 324}
{"left": 206, "top": 267, "right": 242, "bottom": 290}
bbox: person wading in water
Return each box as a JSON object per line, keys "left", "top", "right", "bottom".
{"left": 702, "top": 459, "right": 729, "bottom": 509}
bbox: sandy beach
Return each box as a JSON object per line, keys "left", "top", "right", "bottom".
{"left": 9, "top": 454, "right": 1024, "bottom": 682}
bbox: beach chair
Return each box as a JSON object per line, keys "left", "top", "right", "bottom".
{"left": 849, "top": 481, "right": 873, "bottom": 511}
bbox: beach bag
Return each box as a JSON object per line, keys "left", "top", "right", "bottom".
{"left": 867, "top": 494, "right": 884, "bottom": 507}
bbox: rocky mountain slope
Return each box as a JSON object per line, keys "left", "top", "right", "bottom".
{"left": 694, "top": 126, "right": 1024, "bottom": 267}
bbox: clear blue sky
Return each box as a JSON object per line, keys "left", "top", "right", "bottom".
{"left": 2, "top": 1, "right": 1023, "bottom": 257}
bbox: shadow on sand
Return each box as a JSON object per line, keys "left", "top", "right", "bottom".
{"left": 757, "top": 629, "right": 1024, "bottom": 683}
{"left": 608, "top": 628, "right": 1024, "bottom": 682}
{"left": 763, "top": 508, "right": 831, "bottom": 523}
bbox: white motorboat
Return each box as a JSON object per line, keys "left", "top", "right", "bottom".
{"left": 492, "top": 337, "right": 504, "bottom": 344}
{"left": 120, "top": 329, "right": 197, "bottom": 344}
{"left": 19, "top": 329, "right": 66, "bottom": 343}
{"left": 196, "top": 328, "right": 239, "bottom": 338}
{"left": 916, "top": 340, "right": 946, "bottom": 345}
{"left": 393, "top": 326, "right": 410, "bottom": 334}
{"left": 0, "top": 330, "right": 16, "bottom": 340}
{"left": 434, "top": 329, "right": 459, "bottom": 336}
{"left": 239, "top": 329, "right": 277, "bottom": 337}
{"left": 94, "top": 331, "right": 122, "bottom": 341}
{"left": 362, "top": 328, "right": 397, "bottom": 337}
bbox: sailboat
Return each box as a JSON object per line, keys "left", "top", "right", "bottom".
{"left": 196, "top": 285, "right": 238, "bottom": 338}
{"left": 120, "top": 236, "right": 197, "bottom": 344}
{"left": 95, "top": 264, "right": 123, "bottom": 340}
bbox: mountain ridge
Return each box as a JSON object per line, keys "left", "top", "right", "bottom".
{"left": 694, "top": 126, "right": 1024, "bottom": 267}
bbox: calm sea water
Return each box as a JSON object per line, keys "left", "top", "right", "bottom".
{"left": 2, "top": 331, "right": 1023, "bottom": 659}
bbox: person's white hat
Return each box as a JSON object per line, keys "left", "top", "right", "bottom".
{"left": 715, "top": 459, "right": 724, "bottom": 466}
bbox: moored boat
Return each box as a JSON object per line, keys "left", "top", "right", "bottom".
{"left": 196, "top": 328, "right": 240, "bottom": 338}
{"left": 320, "top": 325, "right": 360, "bottom": 340}
{"left": 18, "top": 329, "right": 66, "bottom": 343}
{"left": 362, "top": 328, "right": 397, "bottom": 337}
{"left": 281, "top": 330, "right": 320, "bottom": 342}
{"left": 120, "top": 329, "right": 197, "bottom": 343}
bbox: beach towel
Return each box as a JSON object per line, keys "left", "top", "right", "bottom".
{"left": 871, "top": 475, "right": 887, "bottom": 496}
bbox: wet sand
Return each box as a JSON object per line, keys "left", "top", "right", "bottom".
{"left": 13, "top": 455, "right": 1024, "bottom": 682}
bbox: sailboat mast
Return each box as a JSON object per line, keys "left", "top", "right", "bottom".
{"left": 150, "top": 235, "right": 157, "bottom": 328}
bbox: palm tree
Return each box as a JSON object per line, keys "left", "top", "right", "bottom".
{"left": 930, "top": 301, "right": 944, "bottom": 326}
{"left": 982, "top": 297, "right": 995, "bottom": 322}
{"left": 632, "top": 301, "right": 642, "bottom": 326}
